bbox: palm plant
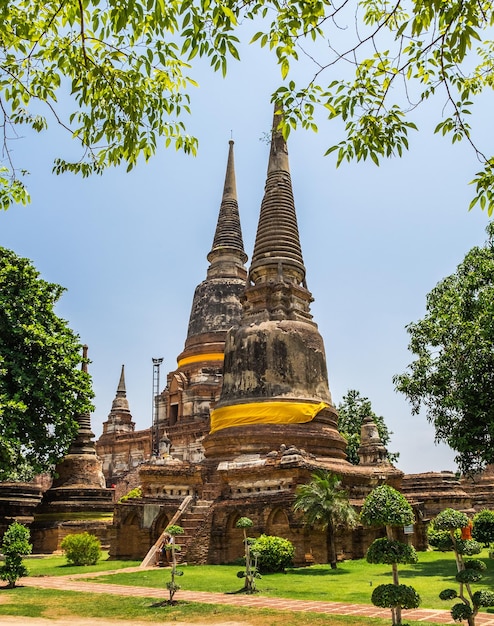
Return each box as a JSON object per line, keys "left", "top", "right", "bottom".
{"left": 293, "top": 470, "right": 358, "bottom": 569}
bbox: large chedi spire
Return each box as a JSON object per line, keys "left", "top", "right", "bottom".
{"left": 204, "top": 106, "right": 347, "bottom": 463}
{"left": 177, "top": 139, "right": 248, "bottom": 366}
{"left": 157, "top": 141, "right": 248, "bottom": 460}
{"left": 249, "top": 107, "right": 306, "bottom": 289}
{"left": 208, "top": 139, "right": 246, "bottom": 266}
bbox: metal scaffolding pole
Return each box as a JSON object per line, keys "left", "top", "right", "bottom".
{"left": 152, "top": 357, "right": 163, "bottom": 456}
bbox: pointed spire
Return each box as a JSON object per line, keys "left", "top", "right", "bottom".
{"left": 182, "top": 140, "right": 248, "bottom": 343}
{"left": 68, "top": 345, "right": 96, "bottom": 455}
{"left": 249, "top": 105, "right": 305, "bottom": 286}
{"left": 110, "top": 363, "right": 130, "bottom": 414}
{"left": 101, "top": 365, "right": 134, "bottom": 434}
{"left": 117, "top": 364, "right": 126, "bottom": 395}
{"left": 207, "top": 140, "right": 247, "bottom": 265}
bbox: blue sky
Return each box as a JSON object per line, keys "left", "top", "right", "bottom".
{"left": 1, "top": 34, "right": 492, "bottom": 475}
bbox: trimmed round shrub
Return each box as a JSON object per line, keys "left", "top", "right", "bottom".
{"left": 472, "top": 509, "right": 494, "bottom": 546}
{"left": 250, "top": 535, "right": 294, "bottom": 573}
{"left": 371, "top": 583, "right": 420, "bottom": 610}
{"left": 472, "top": 589, "right": 494, "bottom": 608}
{"left": 235, "top": 517, "right": 253, "bottom": 529}
{"left": 451, "top": 602, "right": 473, "bottom": 621}
{"left": 464, "top": 558, "right": 486, "bottom": 571}
{"left": 433, "top": 509, "right": 469, "bottom": 532}
{"left": 61, "top": 532, "right": 101, "bottom": 566}
{"left": 439, "top": 588, "right": 458, "bottom": 601}
{"left": 456, "top": 538, "right": 482, "bottom": 556}
{"left": 366, "top": 538, "right": 418, "bottom": 565}
{"left": 360, "top": 485, "right": 414, "bottom": 527}
{"left": 456, "top": 568, "right": 482, "bottom": 584}
{"left": 427, "top": 518, "right": 458, "bottom": 551}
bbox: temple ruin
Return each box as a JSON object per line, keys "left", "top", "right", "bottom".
{"left": 1, "top": 107, "right": 491, "bottom": 562}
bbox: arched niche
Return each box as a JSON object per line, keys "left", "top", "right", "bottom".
{"left": 153, "top": 511, "right": 170, "bottom": 543}
{"left": 223, "top": 512, "right": 245, "bottom": 564}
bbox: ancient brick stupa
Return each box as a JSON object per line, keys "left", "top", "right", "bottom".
{"left": 97, "top": 365, "right": 151, "bottom": 488}
{"left": 203, "top": 107, "right": 348, "bottom": 463}
{"left": 155, "top": 139, "right": 248, "bottom": 461}
{"left": 111, "top": 108, "right": 405, "bottom": 566}
{"left": 31, "top": 346, "right": 113, "bottom": 552}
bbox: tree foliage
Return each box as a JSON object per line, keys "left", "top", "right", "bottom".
{"left": 250, "top": 534, "right": 294, "bottom": 573}
{"left": 1, "top": 0, "right": 494, "bottom": 211}
{"left": 60, "top": 532, "right": 101, "bottom": 566}
{"left": 394, "top": 223, "right": 494, "bottom": 476}
{"left": 235, "top": 516, "right": 260, "bottom": 593}
{"left": 337, "top": 389, "right": 398, "bottom": 465}
{"left": 361, "top": 484, "right": 418, "bottom": 626}
{"left": 366, "top": 537, "right": 417, "bottom": 565}
{"left": 293, "top": 470, "right": 358, "bottom": 569}
{"left": 371, "top": 584, "right": 420, "bottom": 611}
{"left": 360, "top": 484, "right": 414, "bottom": 528}
{"left": 164, "top": 524, "right": 184, "bottom": 603}
{"left": 0, "top": 521, "right": 32, "bottom": 588}
{"left": 0, "top": 247, "right": 93, "bottom": 480}
{"left": 472, "top": 510, "right": 494, "bottom": 547}
{"left": 432, "top": 508, "right": 493, "bottom": 626}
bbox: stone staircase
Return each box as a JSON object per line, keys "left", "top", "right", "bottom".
{"left": 175, "top": 499, "right": 214, "bottom": 563}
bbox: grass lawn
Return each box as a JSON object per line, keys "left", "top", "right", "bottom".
{"left": 8, "top": 549, "right": 492, "bottom": 625}
{"left": 25, "top": 551, "right": 140, "bottom": 577}
{"left": 83, "top": 548, "right": 494, "bottom": 611}
{"left": 0, "top": 587, "right": 454, "bottom": 626}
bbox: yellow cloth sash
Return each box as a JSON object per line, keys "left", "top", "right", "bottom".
{"left": 209, "top": 401, "right": 328, "bottom": 434}
{"left": 177, "top": 353, "right": 224, "bottom": 368}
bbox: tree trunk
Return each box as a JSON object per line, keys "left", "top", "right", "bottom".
{"left": 327, "top": 521, "right": 337, "bottom": 569}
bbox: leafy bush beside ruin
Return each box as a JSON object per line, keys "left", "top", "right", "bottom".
{"left": 61, "top": 532, "right": 101, "bottom": 566}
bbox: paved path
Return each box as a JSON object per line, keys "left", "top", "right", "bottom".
{"left": 13, "top": 568, "right": 494, "bottom": 625}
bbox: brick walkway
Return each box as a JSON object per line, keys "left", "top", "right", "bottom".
{"left": 18, "top": 568, "right": 494, "bottom": 625}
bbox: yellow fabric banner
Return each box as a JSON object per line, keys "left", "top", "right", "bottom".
{"left": 177, "top": 353, "right": 224, "bottom": 368}
{"left": 209, "top": 401, "right": 329, "bottom": 434}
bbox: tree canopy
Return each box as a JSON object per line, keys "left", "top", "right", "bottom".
{"left": 337, "top": 389, "right": 398, "bottom": 465}
{"left": 394, "top": 222, "right": 494, "bottom": 476}
{"left": 1, "top": 0, "right": 493, "bottom": 211}
{"left": 293, "top": 470, "right": 357, "bottom": 569}
{"left": 0, "top": 247, "right": 93, "bottom": 480}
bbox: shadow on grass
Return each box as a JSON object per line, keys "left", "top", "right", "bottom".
{"left": 285, "top": 567, "right": 351, "bottom": 577}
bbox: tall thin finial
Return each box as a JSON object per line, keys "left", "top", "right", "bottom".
{"left": 117, "top": 364, "right": 126, "bottom": 395}
{"left": 249, "top": 104, "right": 305, "bottom": 286}
{"left": 207, "top": 140, "right": 247, "bottom": 262}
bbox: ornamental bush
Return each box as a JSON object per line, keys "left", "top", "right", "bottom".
{"left": 432, "top": 508, "right": 494, "bottom": 624}
{"left": 361, "top": 485, "right": 418, "bottom": 626}
{"left": 456, "top": 568, "right": 483, "bottom": 584}
{"left": 360, "top": 485, "right": 414, "bottom": 528}
{"left": 451, "top": 603, "right": 473, "bottom": 622}
{"left": 472, "top": 510, "right": 494, "bottom": 547}
{"left": 61, "top": 532, "right": 101, "bottom": 566}
{"left": 366, "top": 538, "right": 418, "bottom": 566}
{"left": 472, "top": 590, "right": 494, "bottom": 607}
{"left": 433, "top": 508, "right": 469, "bottom": 531}
{"left": 427, "top": 518, "right": 459, "bottom": 551}
{"left": 0, "top": 521, "right": 32, "bottom": 588}
{"left": 439, "top": 589, "right": 458, "bottom": 601}
{"left": 250, "top": 535, "right": 295, "bottom": 573}
{"left": 371, "top": 583, "right": 420, "bottom": 610}
{"left": 456, "top": 538, "right": 482, "bottom": 556}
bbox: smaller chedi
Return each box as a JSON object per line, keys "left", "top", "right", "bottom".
{"left": 31, "top": 346, "right": 113, "bottom": 553}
